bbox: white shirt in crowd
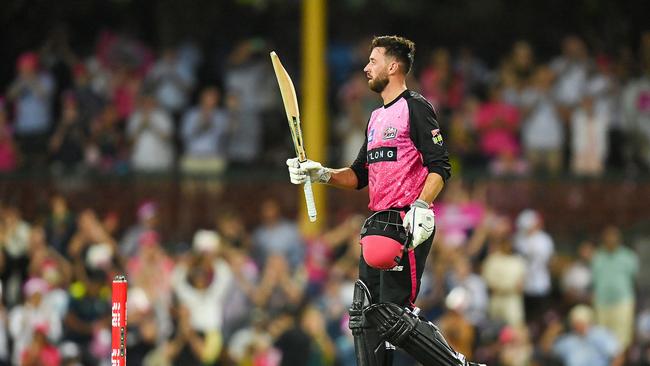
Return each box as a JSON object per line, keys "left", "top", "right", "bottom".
{"left": 551, "top": 58, "right": 589, "bottom": 106}
{"left": 148, "top": 57, "right": 195, "bottom": 113}
{"left": 571, "top": 105, "right": 609, "bottom": 174}
{"left": 515, "top": 230, "right": 555, "bottom": 296}
{"left": 520, "top": 89, "right": 564, "bottom": 150}
{"left": 562, "top": 261, "right": 592, "bottom": 297}
{"left": 587, "top": 74, "right": 617, "bottom": 125}
{"left": 181, "top": 107, "right": 229, "bottom": 158}
{"left": 127, "top": 108, "right": 175, "bottom": 171}
{"left": 172, "top": 259, "right": 233, "bottom": 332}
{"left": 9, "top": 299, "right": 62, "bottom": 365}
{"left": 225, "top": 61, "right": 276, "bottom": 113}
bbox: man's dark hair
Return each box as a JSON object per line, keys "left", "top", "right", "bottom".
{"left": 370, "top": 35, "right": 416, "bottom": 74}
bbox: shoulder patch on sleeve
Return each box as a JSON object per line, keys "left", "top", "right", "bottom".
{"left": 431, "top": 129, "right": 443, "bottom": 145}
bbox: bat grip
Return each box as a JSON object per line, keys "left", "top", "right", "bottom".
{"left": 303, "top": 179, "right": 317, "bottom": 222}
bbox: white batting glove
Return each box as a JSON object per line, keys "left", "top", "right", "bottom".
{"left": 403, "top": 199, "right": 435, "bottom": 248}
{"left": 286, "top": 158, "right": 331, "bottom": 185}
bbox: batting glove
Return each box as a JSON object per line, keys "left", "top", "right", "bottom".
{"left": 286, "top": 158, "right": 331, "bottom": 184}
{"left": 403, "top": 199, "right": 435, "bottom": 248}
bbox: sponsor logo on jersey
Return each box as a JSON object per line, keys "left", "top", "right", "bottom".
{"left": 431, "top": 129, "right": 443, "bottom": 145}
{"left": 368, "top": 129, "right": 375, "bottom": 143}
{"left": 367, "top": 147, "right": 397, "bottom": 163}
{"left": 383, "top": 126, "right": 398, "bottom": 140}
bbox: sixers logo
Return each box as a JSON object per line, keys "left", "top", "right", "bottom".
{"left": 383, "top": 126, "right": 397, "bottom": 140}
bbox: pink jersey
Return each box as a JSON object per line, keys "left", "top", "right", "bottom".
{"left": 367, "top": 98, "right": 428, "bottom": 210}
{"left": 350, "top": 90, "right": 451, "bottom": 211}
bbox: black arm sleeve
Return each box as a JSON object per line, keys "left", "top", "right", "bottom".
{"left": 349, "top": 121, "right": 369, "bottom": 189}
{"left": 407, "top": 96, "right": 452, "bottom": 181}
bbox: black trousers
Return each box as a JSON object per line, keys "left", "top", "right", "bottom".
{"left": 359, "top": 230, "right": 434, "bottom": 307}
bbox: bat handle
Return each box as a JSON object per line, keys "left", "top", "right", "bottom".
{"left": 303, "top": 179, "right": 317, "bottom": 222}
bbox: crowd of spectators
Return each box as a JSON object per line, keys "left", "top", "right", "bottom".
{"left": 0, "top": 181, "right": 648, "bottom": 366}
{"left": 1, "top": 30, "right": 277, "bottom": 177}
{"left": 1, "top": 29, "right": 650, "bottom": 178}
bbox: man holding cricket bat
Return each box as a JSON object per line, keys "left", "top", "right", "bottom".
{"left": 287, "top": 36, "right": 484, "bottom": 366}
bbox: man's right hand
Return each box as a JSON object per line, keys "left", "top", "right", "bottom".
{"left": 286, "top": 158, "right": 331, "bottom": 185}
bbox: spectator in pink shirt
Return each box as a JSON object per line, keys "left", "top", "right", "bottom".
{"left": 20, "top": 324, "right": 61, "bottom": 366}
{"left": 474, "top": 83, "right": 521, "bottom": 159}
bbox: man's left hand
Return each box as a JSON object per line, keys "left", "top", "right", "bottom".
{"left": 403, "top": 199, "right": 435, "bottom": 248}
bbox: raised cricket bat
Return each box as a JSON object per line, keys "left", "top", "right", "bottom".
{"left": 270, "top": 51, "right": 317, "bottom": 222}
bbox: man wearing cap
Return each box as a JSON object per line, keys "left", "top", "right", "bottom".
{"left": 287, "top": 36, "right": 481, "bottom": 366}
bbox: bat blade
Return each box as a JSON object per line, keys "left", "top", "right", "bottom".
{"left": 270, "top": 51, "right": 317, "bottom": 222}
{"left": 270, "top": 51, "right": 307, "bottom": 162}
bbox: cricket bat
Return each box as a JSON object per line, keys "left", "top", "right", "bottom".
{"left": 270, "top": 51, "right": 317, "bottom": 222}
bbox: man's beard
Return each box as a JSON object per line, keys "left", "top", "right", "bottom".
{"left": 368, "top": 73, "right": 389, "bottom": 93}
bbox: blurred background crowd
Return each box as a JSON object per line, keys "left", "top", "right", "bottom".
{"left": 2, "top": 28, "right": 650, "bottom": 177}
{"left": 0, "top": 0, "right": 649, "bottom": 365}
